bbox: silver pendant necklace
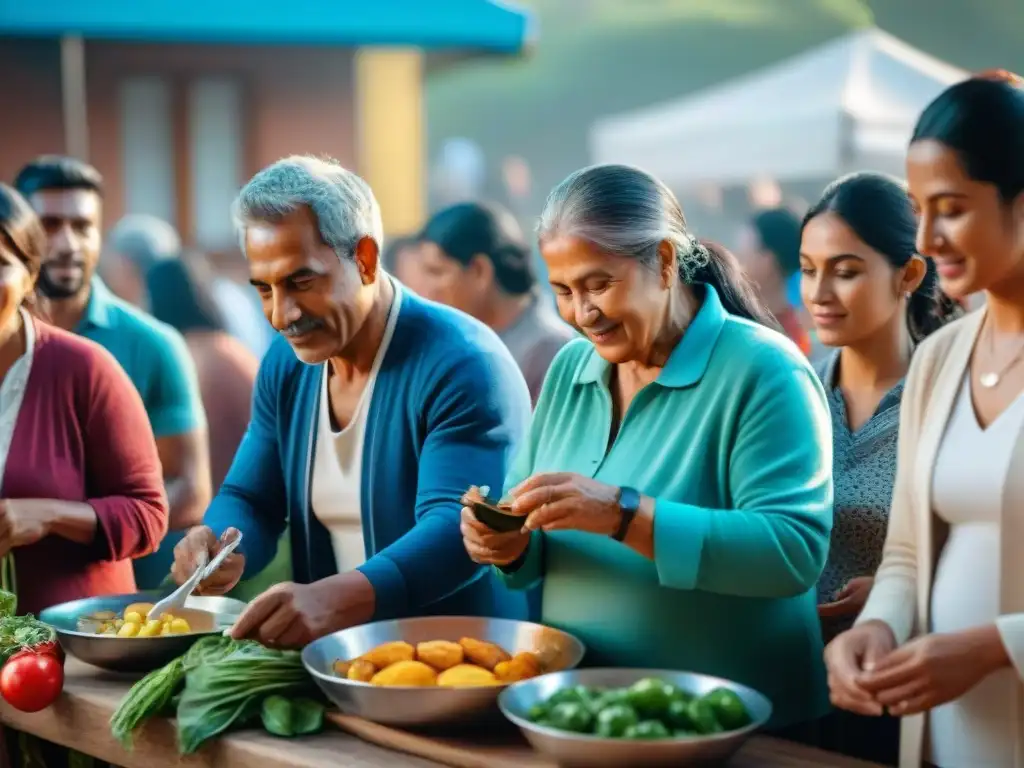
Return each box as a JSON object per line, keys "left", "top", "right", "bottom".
{"left": 980, "top": 322, "right": 1024, "bottom": 388}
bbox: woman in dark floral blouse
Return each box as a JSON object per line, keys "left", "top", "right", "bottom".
{"left": 798, "top": 171, "right": 961, "bottom": 764}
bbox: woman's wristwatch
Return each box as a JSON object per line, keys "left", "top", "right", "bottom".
{"left": 613, "top": 487, "right": 641, "bottom": 541}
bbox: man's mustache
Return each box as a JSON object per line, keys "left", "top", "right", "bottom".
{"left": 281, "top": 315, "right": 325, "bottom": 337}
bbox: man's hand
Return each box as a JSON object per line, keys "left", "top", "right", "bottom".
{"left": 229, "top": 572, "right": 376, "bottom": 649}
{"left": 172, "top": 526, "right": 245, "bottom": 595}
{"left": 0, "top": 500, "right": 53, "bottom": 556}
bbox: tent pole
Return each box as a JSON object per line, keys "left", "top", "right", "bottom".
{"left": 60, "top": 35, "right": 90, "bottom": 161}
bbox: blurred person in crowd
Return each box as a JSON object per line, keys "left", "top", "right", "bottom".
{"left": 145, "top": 253, "right": 258, "bottom": 492}
{"left": 416, "top": 202, "right": 575, "bottom": 402}
{"left": 737, "top": 206, "right": 813, "bottom": 356}
{"left": 826, "top": 75, "right": 1024, "bottom": 768}
{"left": 172, "top": 156, "right": 533, "bottom": 647}
{"left": 800, "top": 171, "right": 961, "bottom": 765}
{"left": 13, "top": 156, "right": 209, "bottom": 590}
{"left": 102, "top": 213, "right": 180, "bottom": 307}
{"left": 0, "top": 183, "right": 167, "bottom": 614}
{"left": 462, "top": 164, "right": 833, "bottom": 735}
{"left": 381, "top": 234, "right": 429, "bottom": 295}
{"left": 208, "top": 246, "right": 276, "bottom": 360}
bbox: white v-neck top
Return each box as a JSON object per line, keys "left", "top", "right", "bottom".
{"left": 310, "top": 281, "right": 402, "bottom": 572}
{"left": 929, "top": 376, "right": 1024, "bottom": 768}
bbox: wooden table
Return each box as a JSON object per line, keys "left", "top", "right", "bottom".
{"left": 0, "top": 659, "right": 881, "bottom": 767}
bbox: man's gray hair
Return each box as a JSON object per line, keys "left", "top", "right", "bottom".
{"left": 106, "top": 214, "right": 181, "bottom": 274}
{"left": 232, "top": 155, "right": 384, "bottom": 260}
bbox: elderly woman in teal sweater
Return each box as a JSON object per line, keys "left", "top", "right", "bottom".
{"left": 461, "top": 164, "right": 834, "bottom": 732}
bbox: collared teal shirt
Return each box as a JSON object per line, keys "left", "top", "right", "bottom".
{"left": 76, "top": 277, "right": 205, "bottom": 588}
{"left": 498, "top": 285, "right": 834, "bottom": 728}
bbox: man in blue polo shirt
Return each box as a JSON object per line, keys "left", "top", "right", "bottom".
{"left": 14, "top": 156, "right": 211, "bottom": 590}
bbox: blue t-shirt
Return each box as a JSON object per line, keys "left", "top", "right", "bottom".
{"left": 76, "top": 277, "right": 206, "bottom": 588}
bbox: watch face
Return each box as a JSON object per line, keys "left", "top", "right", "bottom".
{"left": 619, "top": 487, "right": 640, "bottom": 512}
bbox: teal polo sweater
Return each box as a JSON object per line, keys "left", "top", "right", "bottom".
{"left": 499, "top": 285, "right": 834, "bottom": 728}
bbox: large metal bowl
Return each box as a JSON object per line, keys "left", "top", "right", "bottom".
{"left": 39, "top": 592, "right": 246, "bottom": 673}
{"left": 498, "top": 668, "right": 773, "bottom": 768}
{"left": 302, "top": 616, "right": 586, "bottom": 727}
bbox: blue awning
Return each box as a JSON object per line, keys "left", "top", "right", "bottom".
{"left": 0, "top": 0, "right": 534, "bottom": 53}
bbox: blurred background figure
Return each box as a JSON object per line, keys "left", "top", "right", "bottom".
{"left": 382, "top": 235, "right": 429, "bottom": 295}
{"left": 103, "top": 214, "right": 180, "bottom": 308}
{"left": 145, "top": 253, "right": 258, "bottom": 492}
{"left": 416, "top": 201, "right": 575, "bottom": 402}
{"left": 208, "top": 247, "right": 275, "bottom": 361}
{"left": 737, "top": 207, "right": 815, "bottom": 358}
{"left": 13, "top": 155, "right": 210, "bottom": 591}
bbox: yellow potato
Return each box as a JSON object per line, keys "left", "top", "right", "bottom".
{"left": 416, "top": 640, "right": 464, "bottom": 671}
{"left": 347, "top": 659, "right": 376, "bottom": 683}
{"left": 138, "top": 619, "right": 163, "bottom": 638}
{"left": 117, "top": 622, "right": 140, "bottom": 638}
{"left": 436, "top": 664, "right": 499, "bottom": 688}
{"left": 123, "top": 611, "right": 144, "bottom": 626}
{"left": 169, "top": 618, "right": 191, "bottom": 634}
{"left": 458, "top": 637, "right": 511, "bottom": 671}
{"left": 370, "top": 660, "right": 437, "bottom": 687}
{"left": 160, "top": 624, "right": 173, "bottom": 636}
{"left": 124, "top": 602, "right": 155, "bottom": 619}
{"left": 360, "top": 641, "right": 415, "bottom": 669}
{"left": 494, "top": 652, "right": 542, "bottom": 683}
{"left": 333, "top": 660, "right": 352, "bottom": 678}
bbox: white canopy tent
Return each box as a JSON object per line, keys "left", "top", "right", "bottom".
{"left": 589, "top": 29, "right": 968, "bottom": 190}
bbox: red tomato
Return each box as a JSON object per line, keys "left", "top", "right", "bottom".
{"left": 0, "top": 651, "right": 64, "bottom": 712}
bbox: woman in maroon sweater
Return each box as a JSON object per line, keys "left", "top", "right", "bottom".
{"left": 0, "top": 183, "right": 167, "bottom": 615}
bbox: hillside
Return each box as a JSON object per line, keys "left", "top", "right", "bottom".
{"left": 425, "top": 0, "right": 1024, "bottom": 214}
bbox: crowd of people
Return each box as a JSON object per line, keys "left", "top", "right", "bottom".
{"left": 0, "top": 72, "right": 1022, "bottom": 768}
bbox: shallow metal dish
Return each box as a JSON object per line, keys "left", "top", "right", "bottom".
{"left": 302, "top": 616, "right": 586, "bottom": 727}
{"left": 40, "top": 592, "right": 246, "bottom": 673}
{"left": 499, "top": 668, "right": 773, "bottom": 768}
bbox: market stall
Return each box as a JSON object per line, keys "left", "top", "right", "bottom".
{"left": 0, "top": 658, "right": 882, "bottom": 768}
{"left": 589, "top": 28, "right": 967, "bottom": 189}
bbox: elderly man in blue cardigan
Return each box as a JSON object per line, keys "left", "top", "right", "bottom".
{"left": 171, "top": 156, "right": 534, "bottom": 648}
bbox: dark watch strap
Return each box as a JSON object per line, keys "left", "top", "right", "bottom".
{"left": 613, "top": 487, "right": 640, "bottom": 541}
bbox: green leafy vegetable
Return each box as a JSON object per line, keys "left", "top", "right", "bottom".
{"left": 291, "top": 698, "right": 325, "bottom": 736}
{"left": 260, "top": 695, "right": 293, "bottom": 737}
{"left": 111, "top": 637, "right": 325, "bottom": 754}
{"left": 0, "top": 587, "right": 56, "bottom": 666}
{"left": 260, "top": 695, "right": 325, "bottom": 738}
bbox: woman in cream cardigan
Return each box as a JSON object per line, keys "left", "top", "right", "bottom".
{"left": 825, "top": 74, "right": 1024, "bottom": 768}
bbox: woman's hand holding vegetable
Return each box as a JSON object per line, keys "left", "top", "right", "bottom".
{"left": 510, "top": 473, "right": 625, "bottom": 535}
{"left": 229, "top": 573, "right": 375, "bottom": 648}
{"left": 172, "top": 526, "right": 245, "bottom": 595}
{"left": 459, "top": 507, "right": 530, "bottom": 566}
{"left": 506, "top": 473, "right": 655, "bottom": 558}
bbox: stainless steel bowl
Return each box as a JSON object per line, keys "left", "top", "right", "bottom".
{"left": 302, "top": 616, "right": 586, "bottom": 727}
{"left": 39, "top": 592, "right": 246, "bottom": 673}
{"left": 498, "top": 668, "right": 773, "bottom": 768}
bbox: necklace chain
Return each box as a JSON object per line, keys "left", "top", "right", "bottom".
{"left": 980, "top": 321, "right": 1024, "bottom": 388}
